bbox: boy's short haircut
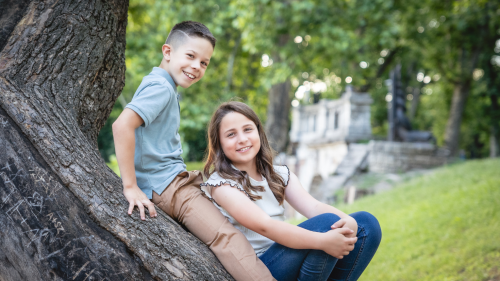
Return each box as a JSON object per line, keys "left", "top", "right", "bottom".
{"left": 165, "top": 21, "right": 216, "bottom": 49}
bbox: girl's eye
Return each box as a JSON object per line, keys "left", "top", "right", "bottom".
{"left": 188, "top": 54, "right": 194, "bottom": 58}
{"left": 227, "top": 133, "right": 234, "bottom": 137}
{"left": 245, "top": 128, "right": 252, "bottom": 132}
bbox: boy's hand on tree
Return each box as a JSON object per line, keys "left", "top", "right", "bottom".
{"left": 331, "top": 216, "right": 358, "bottom": 238}
{"left": 321, "top": 228, "right": 357, "bottom": 259}
{"left": 123, "top": 185, "right": 157, "bottom": 220}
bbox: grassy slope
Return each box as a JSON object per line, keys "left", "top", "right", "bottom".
{"left": 338, "top": 159, "right": 500, "bottom": 281}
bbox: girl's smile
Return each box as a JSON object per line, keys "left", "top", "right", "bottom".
{"left": 236, "top": 146, "right": 252, "bottom": 152}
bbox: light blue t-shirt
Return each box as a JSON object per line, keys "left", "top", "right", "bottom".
{"left": 125, "top": 67, "right": 186, "bottom": 199}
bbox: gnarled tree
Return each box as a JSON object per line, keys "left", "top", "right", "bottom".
{"left": 0, "top": 0, "right": 232, "bottom": 280}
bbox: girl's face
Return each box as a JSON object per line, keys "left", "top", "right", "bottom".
{"left": 219, "top": 112, "right": 261, "bottom": 167}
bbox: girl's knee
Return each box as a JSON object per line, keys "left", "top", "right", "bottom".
{"left": 318, "top": 212, "right": 341, "bottom": 222}
{"left": 298, "top": 213, "right": 342, "bottom": 232}
{"left": 351, "top": 211, "right": 382, "bottom": 239}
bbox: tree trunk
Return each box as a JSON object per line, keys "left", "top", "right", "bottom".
{"left": 265, "top": 79, "right": 291, "bottom": 153}
{"left": 444, "top": 81, "right": 471, "bottom": 156}
{"left": 0, "top": 1, "right": 232, "bottom": 280}
{"left": 490, "top": 94, "right": 499, "bottom": 158}
{"left": 224, "top": 34, "right": 241, "bottom": 93}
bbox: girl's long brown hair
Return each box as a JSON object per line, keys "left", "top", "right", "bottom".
{"left": 203, "top": 101, "right": 287, "bottom": 204}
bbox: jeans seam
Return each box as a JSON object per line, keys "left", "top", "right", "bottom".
{"left": 345, "top": 225, "right": 366, "bottom": 281}
{"left": 298, "top": 252, "right": 330, "bottom": 281}
{"left": 319, "top": 254, "right": 331, "bottom": 279}
{"left": 263, "top": 247, "right": 287, "bottom": 267}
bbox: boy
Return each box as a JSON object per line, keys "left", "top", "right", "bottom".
{"left": 112, "top": 21, "right": 274, "bottom": 281}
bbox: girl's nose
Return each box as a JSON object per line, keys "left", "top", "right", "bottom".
{"left": 238, "top": 133, "right": 248, "bottom": 143}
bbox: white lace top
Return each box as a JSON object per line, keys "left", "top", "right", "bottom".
{"left": 200, "top": 165, "right": 290, "bottom": 256}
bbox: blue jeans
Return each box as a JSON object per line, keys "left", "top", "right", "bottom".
{"left": 259, "top": 212, "right": 382, "bottom": 281}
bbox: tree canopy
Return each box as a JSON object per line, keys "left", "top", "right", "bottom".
{"left": 98, "top": 0, "right": 500, "bottom": 162}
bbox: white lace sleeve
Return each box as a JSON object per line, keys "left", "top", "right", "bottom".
{"left": 200, "top": 172, "right": 253, "bottom": 207}
{"left": 273, "top": 165, "right": 290, "bottom": 186}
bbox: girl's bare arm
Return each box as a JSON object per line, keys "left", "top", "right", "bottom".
{"left": 211, "top": 184, "right": 356, "bottom": 258}
{"left": 284, "top": 172, "right": 358, "bottom": 237}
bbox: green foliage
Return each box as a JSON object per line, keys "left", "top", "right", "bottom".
{"left": 106, "top": 154, "right": 120, "bottom": 176}
{"left": 106, "top": 159, "right": 205, "bottom": 177}
{"left": 185, "top": 161, "right": 205, "bottom": 172}
{"left": 97, "top": 0, "right": 500, "bottom": 161}
{"left": 338, "top": 159, "right": 500, "bottom": 280}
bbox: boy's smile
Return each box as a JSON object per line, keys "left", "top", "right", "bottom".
{"left": 161, "top": 36, "right": 213, "bottom": 88}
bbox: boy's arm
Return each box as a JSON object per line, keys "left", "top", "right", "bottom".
{"left": 112, "top": 108, "right": 157, "bottom": 220}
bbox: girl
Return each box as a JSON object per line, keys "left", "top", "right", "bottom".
{"left": 201, "top": 102, "right": 381, "bottom": 281}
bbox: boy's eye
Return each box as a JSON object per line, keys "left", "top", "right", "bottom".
{"left": 187, "top": 54, "right": 194, "bottom": 58}
{"left": 202, "top": 62, "right": 208, "bottom": 66}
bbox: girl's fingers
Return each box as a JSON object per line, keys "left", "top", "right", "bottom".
{"left": 336, "top": 227, "right": 354, "bottom": 236}
{"left": 332, "top": 219, "right": 346, "bottom": 229}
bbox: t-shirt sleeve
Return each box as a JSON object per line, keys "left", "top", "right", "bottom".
{"left": 274, "top": 165, "right": 290, "bottom": 186}
{"left": 125, "top": 81, "right": 173, "bottom": 127}
{"left": 201, "top": 172, "right": 253, "bottom": 200}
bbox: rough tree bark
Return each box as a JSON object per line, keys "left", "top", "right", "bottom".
{"left": 0, "top": 0, "right": 233, "bottom": 280}
{"left": 265, "top": 31, "right": 291, "bottom": 153}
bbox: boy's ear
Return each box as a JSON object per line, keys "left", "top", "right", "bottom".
{"left": 162, "top": 44, "right": 173, "bottom": 62}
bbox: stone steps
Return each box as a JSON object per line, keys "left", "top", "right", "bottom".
{"left": 311, "top": 143, "right": 370, "bottom": 203}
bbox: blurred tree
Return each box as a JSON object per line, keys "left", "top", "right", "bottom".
{"left": 399, "top": 0, "right": 500, "bottom": 155}
{"left": 98, "top": 0, "right": 500, "bottom": 161}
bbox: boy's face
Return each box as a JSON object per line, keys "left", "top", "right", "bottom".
{"left": 163, "top": 36, "right": 213, "bottom": 88}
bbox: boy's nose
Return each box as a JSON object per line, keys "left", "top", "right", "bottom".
{"left": 191, "top": 61, "right": 200, "bottom": 70}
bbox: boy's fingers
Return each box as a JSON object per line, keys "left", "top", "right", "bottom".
{"left": 148, "top": 202, "right": 157, "bottom": 218}
{"left": 349, "top": 237, "right": 358, "bottom": 244}
{"left": 137, "top": 201, "right": 145, "bottom": 220}
{"left": 128, "top": 202, "right": 134, "bottom": 215}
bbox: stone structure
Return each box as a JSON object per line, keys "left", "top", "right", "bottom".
{"left": 287, "top": 87, "right": 373, "bottom": 194}
{"left": 368, "top": 141, "right": 449, "bottom": 173}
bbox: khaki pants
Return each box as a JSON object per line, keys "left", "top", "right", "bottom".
{"left": 152, "top": 170, "right": 275, "bottom": 281}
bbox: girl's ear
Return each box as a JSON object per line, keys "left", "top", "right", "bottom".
{"left": 162, "top": 44, "right": 173, "bottom": 62}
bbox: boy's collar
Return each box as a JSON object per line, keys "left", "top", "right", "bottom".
{"left": 152, "top": 67, "right": 177, "bottom": 92}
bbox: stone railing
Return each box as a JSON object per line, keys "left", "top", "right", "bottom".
{"left": 290, "top": 87, "right": 373, "bottom": 145}
{"left": 368, "top": 141, "right": 449, "bottom": 173}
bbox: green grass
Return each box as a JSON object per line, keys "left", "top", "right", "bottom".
{"left": 336, "top": 159, "right": 500, "bottom": 281}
